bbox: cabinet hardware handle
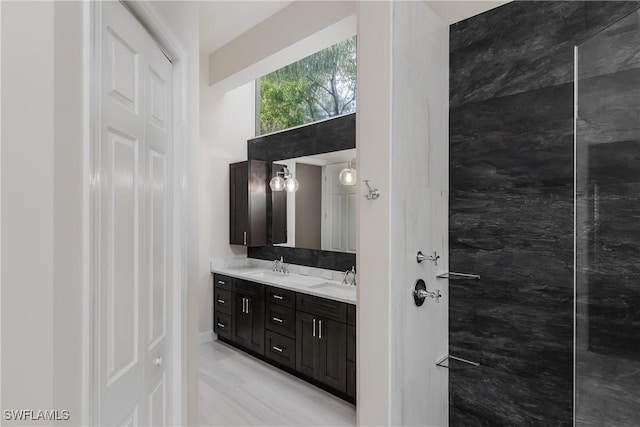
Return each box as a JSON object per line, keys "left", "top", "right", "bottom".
{"left": 313, "top": 318, "right": 316, "bottom": 337}
{"left": 273, "top": 294, "right": 283, "bottom": 300}
{"left": 272, "top": 346, "right": 284, "bottom": 353}
{"left": 217, "top": 323, "right": 225, "bottom": 329}
{"left": 272, "top": 317, "right": 283, "bottom": 323}
{"left": 242, "top": 298, "right": 246, "bottom": 313}
{"left": 217, "top": 280, "right": 225, "bottom": 285}
{"left": 217, "top": 299, "right": 225, "bottom": 304}
{"left": 243, "top": 231, "right": 247, "bottom": 245}
{"left": 247, "top": 299, "right": 251, "bottom": 313}
{"left": 319, "top": 320, "right": 322, "bottom": 339}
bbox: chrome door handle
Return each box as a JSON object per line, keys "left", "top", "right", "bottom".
{"left": 272, "top": 346, "right": 284, "bottom": 353}
{"left": 319, "top": 320, "right": 322, "bottom": 339}
{"left": 273, "top": 294, "right": 283, "bottom": 300}
{"left": 312, "top": 318, "right": 316, "bottom": 337}
{"left": 242, "top": 298, "right": 246, "bottom": 313}
{"left": 243, "top": 231, "right": 247, "bottom": 245}
{"left": 246, "top": 298, "right": 251, "bottom": 313}
{"left": 217, "top": 322, "right": 225, "bottom": 329}
{"left": 217, "top": 280, "right": 225, "bottom": 285}
{"left": 217, "top": 299, "right": 225, "bottom": 304}
{"left": 272, "top": 317, "right": 283, "bottom": 323}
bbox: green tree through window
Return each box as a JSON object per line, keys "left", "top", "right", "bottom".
{"left": 258, "top": 36, "right": 356, "bottom": 135}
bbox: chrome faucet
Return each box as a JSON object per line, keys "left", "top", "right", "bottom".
{"left": 342, "top": 266, "right": 356, "bottom": 286}
{"left": 272, "top": 256, "right": 289, "bottom": 274}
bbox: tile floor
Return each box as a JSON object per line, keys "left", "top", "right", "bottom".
{"left": 199, "top": 340, "right": 357, "bottom": 426}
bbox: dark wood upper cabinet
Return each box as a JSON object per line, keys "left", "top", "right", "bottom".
{"left": 229, "top": 160, "right": 268, "bottom": 246}
{"left": 271, "top": 163, "right": 287, "bottom": 245}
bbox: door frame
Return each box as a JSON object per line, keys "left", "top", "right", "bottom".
{"left": 83, "top": 1, "right": 189, "bottom": 425}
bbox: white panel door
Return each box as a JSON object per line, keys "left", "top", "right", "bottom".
{"left": 322, "top": 163, "right": 357, "bottom": 253}
{"left": 143, "top": 25, "right": 172, "bottom": 427}
{"left": 99, "top": 2, "right": 173, "bottom": 425}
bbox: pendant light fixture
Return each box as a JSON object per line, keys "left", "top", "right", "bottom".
{"left": 270, "top": 167, "right": 298, "bottom": 193}
{"left": 339, "top": 158, "right": 357, "bottom": 186}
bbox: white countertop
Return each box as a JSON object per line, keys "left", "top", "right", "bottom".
{"left": 212, "top": 266, "right": 357, "bottom": 305}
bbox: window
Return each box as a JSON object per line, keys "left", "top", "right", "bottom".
{"left": 257, "top": 35, "right": 356, "bottom": 135}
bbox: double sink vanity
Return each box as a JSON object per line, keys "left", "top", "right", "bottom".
{"left": 212, "top": 266, "right": 356, "bottom": 403}
{"left": 215, "top": 113, "right": 358, "bottom": 403}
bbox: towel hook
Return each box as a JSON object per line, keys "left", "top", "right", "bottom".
{"left": 363, "top": 180, "right": 380, "bottom": 200}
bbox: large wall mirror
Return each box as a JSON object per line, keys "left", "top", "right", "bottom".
{"left": 247, "top": 113, "right": 356, "bottom": 271}
{"left": 272, "top": 149, "right": 356, "bottom": 253}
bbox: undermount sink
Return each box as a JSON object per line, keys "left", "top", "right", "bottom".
{"left": 308, "top": 282, "right": 355, "bottom": 294}
{"left": 244, "top": 270, "right": 327, "bottom": 286}
{"left": 244, "top": 270, "right": 285, "bottom": 280}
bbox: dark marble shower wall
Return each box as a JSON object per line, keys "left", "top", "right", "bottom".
{"left": 449, "top": 1, "right": 640, "bottom": 425}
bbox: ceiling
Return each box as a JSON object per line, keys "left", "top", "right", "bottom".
{"left": 199, "top": 1, "right": 293, "bottom": 54}
{"left": 425, "top": 1, "right": 511, "bottom": 24}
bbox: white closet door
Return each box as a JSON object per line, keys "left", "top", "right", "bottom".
{"left": 143, "top": 21, "right": 173, "bottom": 427}
{"left": 99, "top": 2, "right": 173, "bottom": 425}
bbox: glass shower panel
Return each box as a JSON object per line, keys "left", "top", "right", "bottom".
{"left": 575, "top": 8, "right": 640, "bottom": 426}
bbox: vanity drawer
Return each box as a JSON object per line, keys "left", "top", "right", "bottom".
{"left": 266, "top": 286, "right": 295, "bottom": 309}
{"left": 265, "top": 303, "right": 296, "bottom": 339}
{"left": 214, "top": 288, "right": 231, "bottom": 315}
{"left": 264, "top": 331, "right": 295, "bottom": 369}
{"left": 214, "top": 312, "right": 231, "bottom": 340}
{"left": 214, "top": 274, "right": 233, "bottom": 290}
{"left": 233, "top": 278, "right": 264, "bottom": 299}
{"left": 296, "top": 293, "right": 347, "bottom": 323}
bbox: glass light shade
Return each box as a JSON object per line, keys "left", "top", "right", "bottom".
{"left": 339, "top": 167, "right": 357, "bottom": 186}
{"left": 270, "top": 175, "right": 285, "bottom": 191}
{"left": 284, "top": 177, "right": 299, "bottom": 192}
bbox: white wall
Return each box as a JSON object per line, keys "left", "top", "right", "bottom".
{"left": 1, "top": 3, "right": 86, "bottom": 425}
{"left": 53, "top": 2, "right": 85, "bottom": 423}
{"left": 357, "top": 1, "right": 449, "bottom": 425}
{"left": 1, "top": 2, "right": 55, "bottom": 420}
{"left": 199, "top": 56, "right": 254, "bottom": 332}
{"left": 356, "top": 2, "right": 393, "bottom": 424}
{"left": 389, "top": 2, "right": 449, "bottom": 425}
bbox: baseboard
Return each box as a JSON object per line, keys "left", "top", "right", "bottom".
{"left": 199, "top": 329, "right": 214, "bottom": 344}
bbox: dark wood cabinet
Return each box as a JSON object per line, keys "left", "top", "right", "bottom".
{"left": 265, "top": 330, "right": 296, "bottom": 369}
{"left": 296, "top": 312, "right": 318, "bottom": 378}
{"left": 296, "top": 312, "right": 347, "bottom": 393}
{"left": 213, "top": 272, "right": 355, "bottom": 402}
{"left": 229, "top": 160, "right": 268, "bottom": 246}
{"left": 347, "top": 325, "right": 356, "bottom": 399}
{"left": 271, "top": 163, "right": 287, "bottom": 244}
{"left": 231, "top": 292, "right": 265, "bottom": 355}
{"left": 265, "top": 303, "right": 296, "bottom": 339}
{"left": 317, "top": 318, "right": 347, "bottom": 392}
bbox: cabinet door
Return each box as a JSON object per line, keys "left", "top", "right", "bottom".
{"left": 318, "top": 318, "right": 347, "bottom": 393}
{"left": 247, "top": 297, "right": 265, "bottom": 355}
{"left": 229, "top": 162, "right": 248, "bottom": 245}
{"left": 231, "top": 293, "right": 250, "bottom": 346}
{"left": 296, "top": 312, "right": 318, "bottom": 378}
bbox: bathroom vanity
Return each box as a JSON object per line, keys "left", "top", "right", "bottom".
{"left": 212, "top": 267, "right": 356, "bottom": 403}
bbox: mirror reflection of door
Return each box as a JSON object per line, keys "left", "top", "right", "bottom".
{"left": 322, "top": 163, "right": 356, "bottom": 253}
{"left": 272, "top": 149, "right": 356, "bottom": 253}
